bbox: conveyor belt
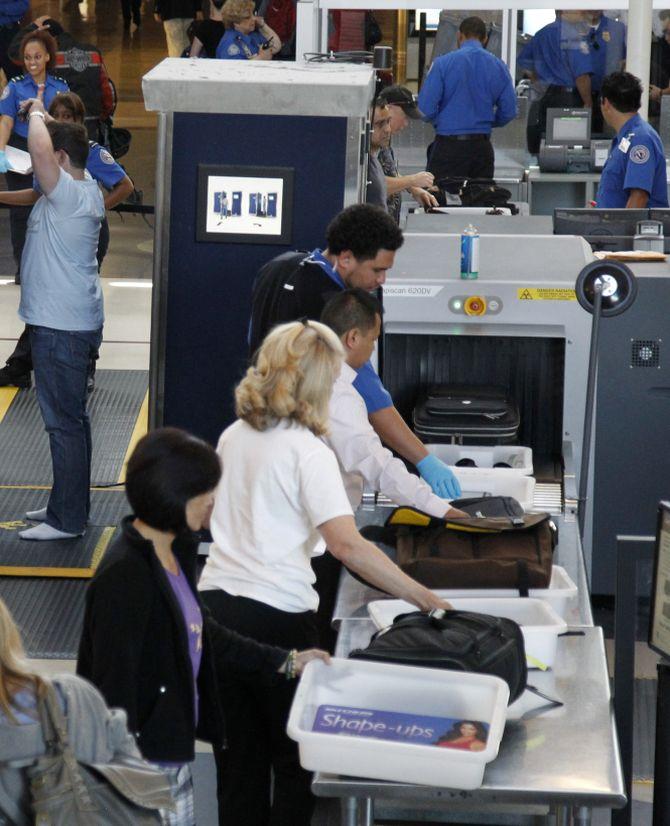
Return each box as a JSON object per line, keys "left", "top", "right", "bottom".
{"left": 0, "top": 487, "right": 129, "bottom": 527}
{"left": 0, "top": 577, "right": 87, "bottom": 659}
{"left": 0, "top": 370, "right": 148, "bottom": 486}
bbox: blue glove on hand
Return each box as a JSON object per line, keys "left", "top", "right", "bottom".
{"left": 416, "top": 453, "right": 462, "bottom": 500}
{"left": 0, "top": 151, "right": 9, "bottom": 174}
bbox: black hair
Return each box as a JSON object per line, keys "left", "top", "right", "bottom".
{"left": 601, "top": 71, "right": 642, "bottom": 113}
{"left": 46, "top": 121, "right": 89, "bottom": 169}
{"left": 325, "top": 204, "right": 403, "bottom": 260}
{"left": 320, "top": 288, "right": 382, "bottom": 338}
{"left": 459, "top": 16, "right": 487, "bottom": 41}
{"left": 125, "top": 427, "right": 221, "bottom": 535}
{"left": 437, "top": 720, "right": 488, "bottom": 743}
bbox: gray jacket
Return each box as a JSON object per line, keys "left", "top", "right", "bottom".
{"left": 0, "top": 673, "right": 141, "bottom": 826}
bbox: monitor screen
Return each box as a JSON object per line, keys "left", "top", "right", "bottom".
{"left": 553, "top": 208, "right": 649, "bottom": 241}
{"left": 551, "top": 116, "right": 590, "bottom": 143}
{"left": 649, "top": 502, "right": 670, "bottom": 660}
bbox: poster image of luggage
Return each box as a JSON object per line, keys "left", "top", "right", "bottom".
{"left": 206, "top": 175, "right": 283, "bottom": 236}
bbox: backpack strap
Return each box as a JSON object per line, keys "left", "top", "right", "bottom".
{"left": 516, "top": 559, "right": 530, "bottom": 598}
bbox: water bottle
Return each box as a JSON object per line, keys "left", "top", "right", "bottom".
{"left": 460, "top": 224, "right": 480, "bottom": 280}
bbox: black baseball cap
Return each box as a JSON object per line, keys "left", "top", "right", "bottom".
{"left": 377, "top": 85, "right": 422, "bottom": 119}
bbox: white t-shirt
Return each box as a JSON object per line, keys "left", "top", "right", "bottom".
{"left": 198, "top": 419, "right": 353, "bottom": 613}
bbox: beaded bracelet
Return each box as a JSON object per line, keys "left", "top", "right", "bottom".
{"left": 285, "top": 648, "right": 298, "bottom": 680}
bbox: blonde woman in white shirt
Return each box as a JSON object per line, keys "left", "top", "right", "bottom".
{"left": 198, "top": 320, "right": 449, "bottom": 826}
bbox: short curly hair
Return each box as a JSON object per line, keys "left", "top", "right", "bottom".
{"left": 326, "top": 204, "right": 404, "bottom": 261}
{"left": 221, "top": 0, "right": 255, "bottom": 27}
{"left": 236, "top": 321, "right": 344, "bottom": 435}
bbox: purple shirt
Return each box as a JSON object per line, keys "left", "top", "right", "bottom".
{"left": 166, "top": 564, "right": 203, "bottom": 727}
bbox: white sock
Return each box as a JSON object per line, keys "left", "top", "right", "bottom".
{"left": 25, "top": 507, "right": 48, "bottom": 521}
{"left": 19, "top": 523, "right": 83, "bottom": 541}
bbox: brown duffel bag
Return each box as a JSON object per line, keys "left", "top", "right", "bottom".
{"left": 362, "top": 505, "right": 557, "bottom": 595}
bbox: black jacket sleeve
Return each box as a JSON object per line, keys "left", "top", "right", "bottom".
{"left": 203, "top": 609, "right": 288, "bottom": 678}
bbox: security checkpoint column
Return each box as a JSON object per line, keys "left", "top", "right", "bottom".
{"left": 142, "top": 59, "right": 373, "bottom": 443}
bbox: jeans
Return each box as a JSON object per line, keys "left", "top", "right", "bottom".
{"left": 29, "top": 325, "right": 103, "bottom": 534}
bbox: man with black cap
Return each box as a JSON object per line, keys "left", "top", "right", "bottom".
{"left": 418, "top": 16, "right": 516, "bottom": 184}
{"left": 377, "top": 85, "right": 438, "bottom": 222}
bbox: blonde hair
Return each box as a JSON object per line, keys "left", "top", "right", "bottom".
{"left": 237, "top": 321, "right": 344, "bottom": 435}
{"left": 222, "top": 0, "right": 255, "bottom": 27}
{"left": 0, "top": 598, "right": 46, "bottom": 723}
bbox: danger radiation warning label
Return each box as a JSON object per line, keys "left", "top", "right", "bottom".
{"left": 517, "top": 288, "right": 576, "bottom": 301}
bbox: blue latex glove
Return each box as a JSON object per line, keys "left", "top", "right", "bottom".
{"left": 0, "top": 151, "right": 8, "bottom": 174}
{"left": 416, "top": 453, "right": 462, "bottom": 500}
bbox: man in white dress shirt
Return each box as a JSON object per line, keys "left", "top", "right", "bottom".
{"left": 321, "top": 289, "right": 466, "bottom": 520}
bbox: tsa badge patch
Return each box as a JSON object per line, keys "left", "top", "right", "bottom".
{"left": 227, "top": 44, "right": 241, "bottom": 56}
{"left": 603, "top": 30, "right": 611, "bottom": 42}
{"left": 0, "top": 85, "right": 10, "bottom": 101}
{"left": 100, "top": 149, "right": 115, "bottom": 165}
{"left": 630, "top": 144, "right": 651, "bottom": 164}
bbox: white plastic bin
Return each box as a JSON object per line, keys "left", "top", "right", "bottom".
{"left": 367, "top": 597, "right": 567, "bottom": 670}
{"left": 287, "top": 658, "right": 508, "bottom": 789}
{"left": 426, "top": 444, "right": 533, "bottom": 476}
{"left": 449, "top": 471, "right": 536, "bottom": 512}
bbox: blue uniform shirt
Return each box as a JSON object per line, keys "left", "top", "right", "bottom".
{"left": 216, "top": 29, "right": 264, "bottom": 60}
{"left": 417, "top": 40, "right": 517, "bottom": 136}
{"left": 33, "top": 142, "right": 125, "bottom": 195}
{"left": 307, "top": 249, "right": 392, "bottom": 414}
{"left": 589, "top": 16, "right": 626, "bottom": 92}
{"left": 0, "top": 0, "right": 28, "bottom": 27}
{"left": 0, "top": 74, "right": 69, "bottom": 139}
{"left": 517, "top": 17, "right": 592, "bottom": 88}
{"left": 595, "top": 114, "right": 669, "bottom": 208}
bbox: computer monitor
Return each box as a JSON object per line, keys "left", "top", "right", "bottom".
{"left": 648, "top": 209, "right": 670, "bottom": 253}
{"left": 553, "top": 208, "right": 649, "bottom": 248}
{"left": 649, "top": 502, "right": 670, "bottom": 660}
{"left": 546, "top": 108, "right": 591, "bottom": 145}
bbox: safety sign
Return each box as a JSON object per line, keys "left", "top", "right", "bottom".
{"left": 517, "top": 288, "right": 576, "bottom": 301}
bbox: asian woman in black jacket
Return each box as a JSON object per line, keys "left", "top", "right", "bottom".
{"left": 77, "top": 427, "right": 329, "bottom": 826}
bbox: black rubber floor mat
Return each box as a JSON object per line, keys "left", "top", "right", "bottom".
{"left": 0, "top": 522, "right": 118, "bottom": 578}
{"left": 0, "top": 369, "right": 147, "bottom": 487}
{"left": 0, "top": 577, "right": 86, "bottom": 659}
{"left": 0, "top": 487, "right": 129, "bottom": 528}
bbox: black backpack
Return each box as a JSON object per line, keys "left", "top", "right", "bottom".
{"left": 350, "top": 609, "right": 527, "bottom": 704}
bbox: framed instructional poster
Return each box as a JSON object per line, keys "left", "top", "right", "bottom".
{"left": 196, "top": 164, "right": 294, "bottom": 245}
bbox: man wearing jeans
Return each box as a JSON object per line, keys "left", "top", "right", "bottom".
{"left": 16, "top": 96, "right": 104, "bottom": 541}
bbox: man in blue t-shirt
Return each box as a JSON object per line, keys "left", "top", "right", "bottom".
{"left": 16, "top": 97, "right": 105, "bottom": 542}
{"left": 249, "top": 203, "right": 461, "bottom": 501}
{"left": 595, "top": 71, "right": 669, "bottom": 209}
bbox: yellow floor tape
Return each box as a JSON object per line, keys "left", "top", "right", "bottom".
{"left": 117, "top": 390, "right": 149, "bottom": 485}
{"left": 0, "top": 387, "right": 19, "bottom": 425}
{"left": 0, "top": 525, "right": 115, "bottom": 578}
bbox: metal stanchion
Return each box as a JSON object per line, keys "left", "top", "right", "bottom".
{"left": 418, "top": 12, "right": 427, "bottom": 88}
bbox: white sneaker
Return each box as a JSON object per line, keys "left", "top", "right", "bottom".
{"left": 25, "top": 507, "right": 48, "bottom": 522}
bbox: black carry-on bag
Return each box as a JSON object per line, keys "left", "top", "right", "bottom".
{"left": 350, "top": 609, "right": 527, "bottom": 704}
{"left": 413, "top": 385, "right": 520, "bottom": 444}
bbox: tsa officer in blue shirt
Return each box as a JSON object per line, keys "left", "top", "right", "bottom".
{"left": 215, "top": 0, "right": 281, "bottom": 60}
{"left": 418, "top": 16, "right": 517, "bottom": 185}
{"left": 585, "top": 11, "right": 626, "bottom": 131}
{"left": 518, "top": 12, "right": 593, "bottom": 154}
{"left": 0, "top": 29, "right": 68, "bottom": 279}
{"left": 595, "top": 71, "right": 669, "bottom": 209}
{"left": 0, "top": 0, "right": 28, "bottom": 82}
